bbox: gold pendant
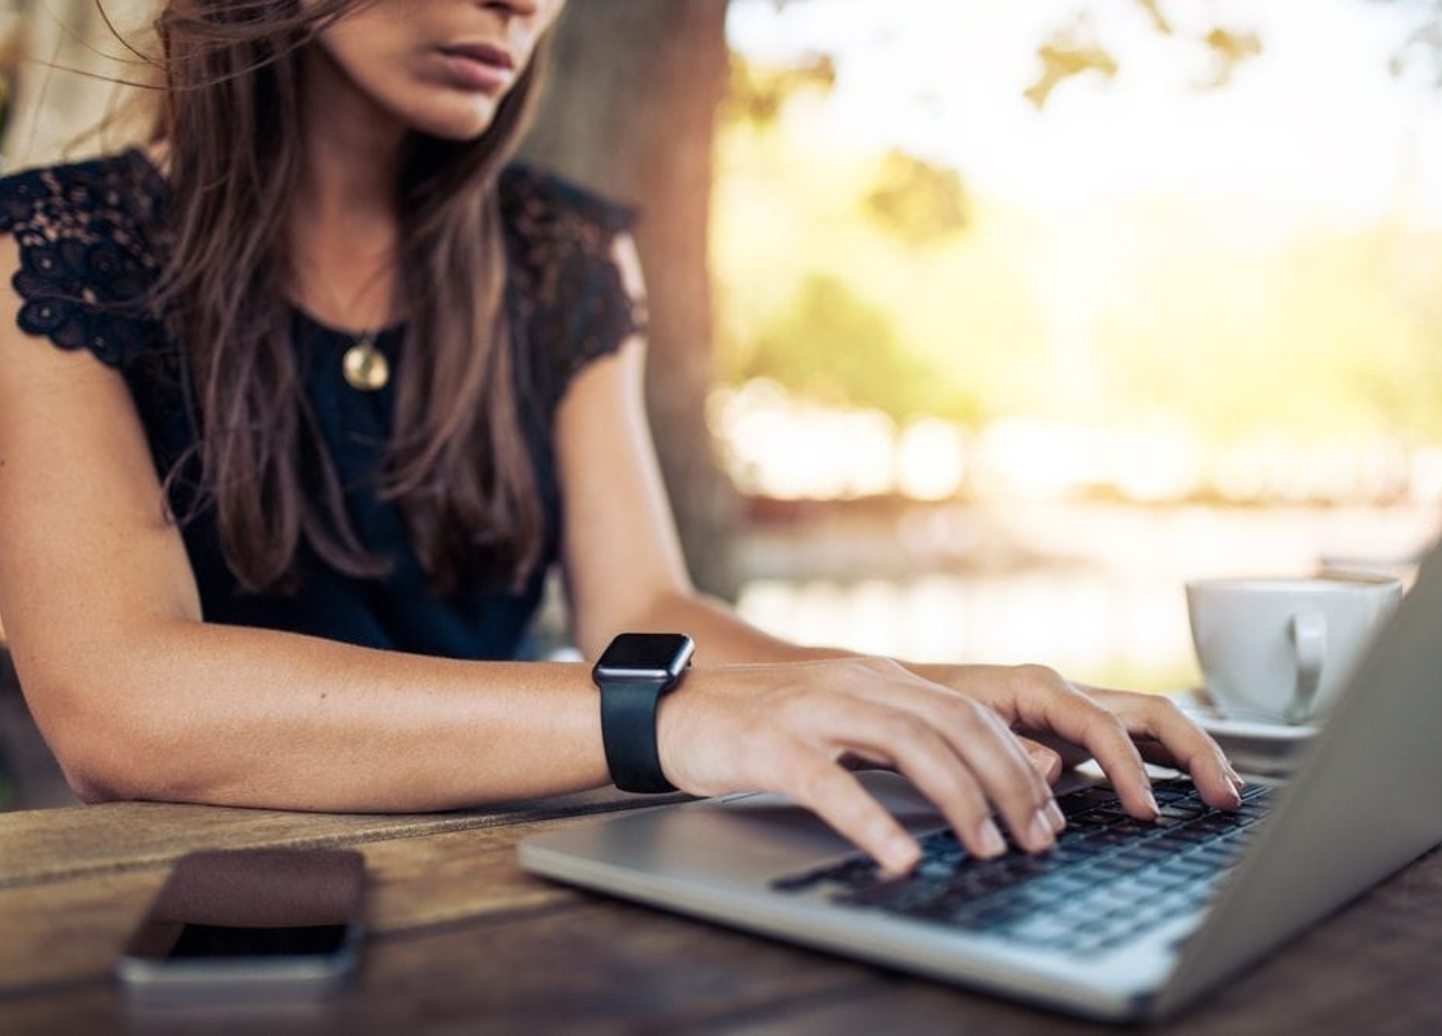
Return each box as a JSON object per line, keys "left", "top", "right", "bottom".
{"left": 342, "top": 335, "right": 389, "bottom": 391}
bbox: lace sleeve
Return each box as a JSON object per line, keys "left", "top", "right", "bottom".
{"left": 501, "top": 166, "right": 646, "bottom": 415}
{"left": 0, "top": 151, "right": 166, "bottom": 369}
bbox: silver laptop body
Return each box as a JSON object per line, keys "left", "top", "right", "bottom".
{"left": 520, "top": 546, "right": 1442, "bottom": 1021}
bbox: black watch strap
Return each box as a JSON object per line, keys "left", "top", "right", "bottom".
{"left": 597, "top": 679, "right": 677, "bottom": 794}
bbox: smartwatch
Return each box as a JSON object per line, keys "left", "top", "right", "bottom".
{"left": 592, "top": 632, "right": 695, "bottom": 793}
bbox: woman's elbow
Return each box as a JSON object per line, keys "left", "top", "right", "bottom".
{"left": 23, "top": 675, "right": 171, "bottom": 804}
{"left": 62, "top": 764, "right": 127, "bottom": 805}
{"left": 45, "top": 720, "right": 150, "bottom": 804}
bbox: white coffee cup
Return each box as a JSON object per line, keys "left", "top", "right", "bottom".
{"left": 1185, "top": 574, "right": 1402, "bottom": 726}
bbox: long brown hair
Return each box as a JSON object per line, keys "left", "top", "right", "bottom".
{"left": 151, "top": 0, "right": 546, "bottom": 595}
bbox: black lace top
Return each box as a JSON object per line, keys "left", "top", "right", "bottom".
{"left": 0, "top": 149, "right": 641, "bottom": 659}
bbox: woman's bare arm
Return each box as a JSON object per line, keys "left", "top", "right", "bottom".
{"left": 0, "top": 237, "right": 613, "bottom": 810}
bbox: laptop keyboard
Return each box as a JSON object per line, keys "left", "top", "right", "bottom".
{"left": 773, "top": 777, "right": 1274, "bottom": 956}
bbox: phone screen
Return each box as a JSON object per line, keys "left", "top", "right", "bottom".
{"left": 163, "top": 922, "right": 353, "bottom": 960}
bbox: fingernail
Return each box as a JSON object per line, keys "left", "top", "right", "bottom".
{"left": 1143, "top": 789, "right": 1160, "bottom": 817}
{"left": 1028, "top": 810, "right": 1054, "bottom": 850}
{"left": 976, "top": 818, "right": 1006, "bottom": 858}
{"left": 883, "top": 833, "right": 920, "bottom": 873}
{"left": 1045, "top": 800, "right": 1065, "bottom": 832}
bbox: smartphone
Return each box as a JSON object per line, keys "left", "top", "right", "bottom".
{"left": 116, "top": 848, "right": 365, "bottom": 1003}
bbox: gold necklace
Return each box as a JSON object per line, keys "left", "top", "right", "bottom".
{"left": 341, "top": 331, "right": 390, "bottom": 392}
{"left": 300, "top": 248, "right": 395, "bottom": 392}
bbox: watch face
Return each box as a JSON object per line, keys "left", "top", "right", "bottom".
{"left": 594, "top": 633, "right": 694, "bottom": 680}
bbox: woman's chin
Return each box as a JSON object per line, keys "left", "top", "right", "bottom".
{"left": 407, "top": 100, "right": 504, "bottom": 143}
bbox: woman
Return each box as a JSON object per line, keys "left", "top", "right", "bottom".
{"left": 0, "top": 0, "right": 1241, "bottom": 874}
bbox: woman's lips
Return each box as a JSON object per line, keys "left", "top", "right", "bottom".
{"left": 436, "top": 43, "right": 516, "bottom": 92}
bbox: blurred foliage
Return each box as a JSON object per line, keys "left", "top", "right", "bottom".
{"left": 1024, "top": 1, "right": 1261, "bottom": 106}
{"left": 1196, "top": 27, "right": 1264, "bottom": 89}
{"left": 864, "top": 150, "right": 968, "bottom": 249}
{"left": 1024, "top": 14, "right": 1119, "bottom": 109}
{"left": 726, "top": 48, "right": 835, "bottom": 126}
{"left": 713, "top": 95, "right": 1044, "bottom": 426}
{"left": 715, "top": 1, "right": 1442, "bottom": 453}
{"left": 1095, "top": 221, "right": 1442, "bottom": 443}
{"left": 727, "top": 273, "right": 969, "bottom": 422}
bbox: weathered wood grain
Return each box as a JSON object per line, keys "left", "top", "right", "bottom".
{"left": 1, "top": 798, "right": 1439, "bottom": 1036}
{"left": 0, "top": 818, "right": 591, "bottom": 993}
{"left": 0, "top": 789, "right": 683, "bottom": 887}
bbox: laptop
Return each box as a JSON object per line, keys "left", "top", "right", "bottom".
{"left": 519, "top": 544, "right": 1442, "bottom": 1022}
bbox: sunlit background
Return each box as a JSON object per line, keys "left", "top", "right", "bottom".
{"left": 711, "top": 0, "right": 1442, "bottom": 688}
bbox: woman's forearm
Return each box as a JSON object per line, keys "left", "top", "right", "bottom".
{"left": 29, "top": 618, "right": 609, "bottom": 811}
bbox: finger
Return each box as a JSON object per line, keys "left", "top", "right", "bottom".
{"left": 1094, "top": 692, "right": 1245, "bottom": 809}
{"left": 843, "top": 661, "right": 1059, "bottom": 851}
{"left": 1015, "top": 734, "right": 1064, "bottom": 785}
{"left": 939, "top": 701, "right": 1060, "bottom": 850}
{"left": 1007, "top": 667, "right": 1160, "bottom": 820}
{"left": 1013, "top": 729, "right": 1093, "bottom": 772}
{"left": 832, "top": 701, "right": 1017, "bottom": 858}
{"left": 1014, "top": 735, "right": 1066, "bottom": 834}
{"left": 885, "top": 689, "right": 1058, "bottom": 852}
{"left": 1082, "top": 688, "right": 1245, "bottom": 786}
{"left": 782, "top": 751, "right": 921, "bottom": 874}
{"left": 1134, "top": 739, "right": 1245, "bottom": 808}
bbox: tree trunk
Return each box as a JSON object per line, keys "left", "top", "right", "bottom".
{"left": 521, "top": 0, "right": 740, "bottom": 600}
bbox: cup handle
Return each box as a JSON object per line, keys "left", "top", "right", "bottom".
{"left": 1286, "top": 608, "right": 1327, "bottom": 725}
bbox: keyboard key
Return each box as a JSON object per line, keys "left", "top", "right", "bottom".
{"left": 1156, "top": 804, "right": 1206, "bottom": 822}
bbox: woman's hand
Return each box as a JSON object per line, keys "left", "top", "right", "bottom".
{"left": 927, "top": 663, "right": 1246, "bottom": 815}
{"left": 655, "top": 659, "right": 1244, "bottom": 875}
{"left": 656, "top": 657, "right": 1069, "bottom": 874}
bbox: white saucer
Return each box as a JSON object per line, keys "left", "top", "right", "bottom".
{"left": 1170, "top": 689, "right": 1318, "bottom": 777}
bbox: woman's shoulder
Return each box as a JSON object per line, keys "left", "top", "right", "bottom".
{"left": 497, "top": 165, "right": 645, "bottom": 401}
{"left": 0, "top": 148, "right": 165, "bottom": 237}
{"left": 499, "top": 164, "right": 638, "bottom": 250}
{"left": 0, "top": 149, "right": 168, "bottom": 368}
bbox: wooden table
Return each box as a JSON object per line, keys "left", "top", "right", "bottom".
{"left": 2, "top": 792, "right": 1439, "bottom": 1035}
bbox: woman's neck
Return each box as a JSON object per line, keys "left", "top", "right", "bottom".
{"left": 292, "top": 46, "right": 406, "bottom": 331}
